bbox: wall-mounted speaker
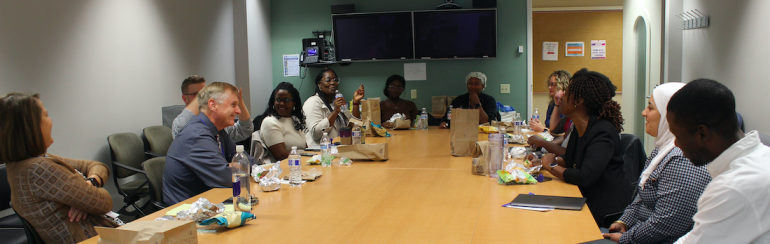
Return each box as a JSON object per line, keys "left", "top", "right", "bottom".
{"left": 473, "top": 0, "right": 496, "bottom": 8}
{"left": 331, "top": 4, "right": 355, "bottom": 14}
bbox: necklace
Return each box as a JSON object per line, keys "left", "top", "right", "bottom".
{"left": 390, "top": 99, "right": 403, "bottom": 109}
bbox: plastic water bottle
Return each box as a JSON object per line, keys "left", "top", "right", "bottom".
{"left": 231, "top": 145, "right": 251, "bottom": 212}
{"left": 420, "top": 108, "right": 428, "bottom": 130}
{"left": 533, "top": 108, "right": 540, "bottom": 120}
{"left": 335, "top": 90, "right": 343, "bottom": 100}
{"left": 517, "top": 112, "right": 524, "bottom": 130}
{"left": 335, "top": 90, "right": 345, "bottom": 111}
{"left": 497, "top": 121, "right": 508, "bottom": 160}
{"left": 447, "top": 106, "right": 453, "bottom": 121}
{"left": 289, "top": 146, "right": 302, "bottom": 187}
{"left": 352, "top": 126, "right": 362, "bottom": 145}
{"left": 321, "top": 132, "right": 332, "bottom": 167}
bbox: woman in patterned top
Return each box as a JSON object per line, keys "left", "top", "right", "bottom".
{"left": 602, "top": 83, "right": 712, "bottom": 243}
{"left": 0, "top": 92, "right": 118, "bottom": 244}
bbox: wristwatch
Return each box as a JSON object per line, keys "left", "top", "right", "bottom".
{"left": 475, "top": 103, "right": 482, "bottom": 109}
{"left": 86, "top": 177, "right": 100, "bottom": 187}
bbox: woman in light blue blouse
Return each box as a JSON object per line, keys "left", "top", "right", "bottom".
{"left": 603, "top": 83, "right": 712, "bottom": 244}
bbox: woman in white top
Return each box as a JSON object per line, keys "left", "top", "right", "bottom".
{"left": 303, "top": 68, "right": 364, "bottom": 146}
{"left": 260, "top": 82, "right": 308, "bottom": 161}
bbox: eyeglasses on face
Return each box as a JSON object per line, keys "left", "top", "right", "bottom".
{"left": 388, "top": 86, "right": 404, "bottom": 91}
{"left": 548, "top": 83, "right": 558, "bottom": 87}
{"left": 323, "top": 78, "right": 340, "bottom": 83}
{"left": 275, "top": 97, "right": 294, "bottom": 103}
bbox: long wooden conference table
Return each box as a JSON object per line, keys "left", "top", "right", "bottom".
{"left": 82, "top": 127, "right": 602, "bottom": 243}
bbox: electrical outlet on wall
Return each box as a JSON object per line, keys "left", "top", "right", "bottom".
{"left": 411, "top": 89, "right": 417, "bottom": 99}
{"left": 500, "top": 84, "right": 510, "bottom": 94}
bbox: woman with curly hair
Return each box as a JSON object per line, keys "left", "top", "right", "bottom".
{"left": 531, "top": 68, "right": 634, "bottom": 225}
{"left": 530, "top": 70, "right": 571, "bottom": 132}
{"left": 260, "top": 82, "right": 308, "bottom": 161}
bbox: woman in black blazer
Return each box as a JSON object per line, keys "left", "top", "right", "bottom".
{"left": 532, "top": 68, "right": 634, "bottom": 225}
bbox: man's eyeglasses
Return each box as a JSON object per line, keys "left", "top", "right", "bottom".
{"left": 388, "top": 86, "right": 405, "bottom": 91}
{"left": 323, "top": 78, "right": 340, "bottom": 83}
{"left": 184, "top": 92, "right": 198, "bottom": 96}
{"left": 275, "top": 97, "right": 294, "bottom": 103}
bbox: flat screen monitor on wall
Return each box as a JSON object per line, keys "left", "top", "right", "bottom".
{"left": 413, "top": 9, "right": 497, "bottom": 59}
{"left": 332, "top": 12, "right": 414, "bottom": 61}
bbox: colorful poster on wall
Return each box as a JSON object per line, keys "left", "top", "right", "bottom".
{"left": 542, "top": 42, "right": 558, "bottom": 61}
{"left": 591, "top": 40, "right": 606, "bottom": 59}
{"left": 565, "top": 42, "right": 584, "bottom": 57}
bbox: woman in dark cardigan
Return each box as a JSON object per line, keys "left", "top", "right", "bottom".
{"left": 531, "top": 68, "right": 634, "bottom": 225}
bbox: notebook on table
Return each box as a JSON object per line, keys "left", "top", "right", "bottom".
{"left": 509, "top": 194, "right": 586, "bottom": 210}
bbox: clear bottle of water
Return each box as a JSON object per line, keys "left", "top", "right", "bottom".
{"left": 420, "top": 108, "right": 428, "bottom": 130}
{"left": 289, "top": 146, "right": 302, "bottom": 187}
{"left": 335, "top": 90, "right": 344, "bottom": 100}
{"left": 335, "top": 90, "right": 345, "bottom": 111}
{"left": 320, "top": 132, "right": 332, "bottom": 167}
{"left": 533, "top": 108, "right": 540, "bottom": 120}
{"left": 447, "top": 106, "right": 453, "bottom": 121}
{"left": 352, "top": 126, "right": 362, "bottom": 145}
{"left": 231, "top": 145, "right": 251, "bottom": 212}
{"left": 497, "top": 121, "right": 508, "bottom": 160}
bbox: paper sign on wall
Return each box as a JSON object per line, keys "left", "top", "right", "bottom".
{"left": 404, "top": 63, "right": 426, "bottom": 81}
{"left": 565, "top": 42, "right": 584, "bottom": 57}
{"left": 591, "top": 40, "right": 606, "bottom": 59}
{"left": 542, "top": 42, "right": 558, "bottom": 61}
{"left": 283, "top": 54, "right": 300, "bottom": 77}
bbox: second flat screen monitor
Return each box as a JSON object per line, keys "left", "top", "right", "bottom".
{"left": 414, "top": 10, "right": 497, "bottom": 59}
{"left": 333, "top": 12, "right": 414, "bottom": 61}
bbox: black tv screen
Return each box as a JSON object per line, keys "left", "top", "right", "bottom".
{"left": 414, "top": 10, "right": 497, "bottom": 59}
{"left": 332, "top": 12, "right": 414, "bottom": 61}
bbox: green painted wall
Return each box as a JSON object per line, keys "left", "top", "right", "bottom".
{"left": 270, "top": 0, "right": 528, "bottom": 117}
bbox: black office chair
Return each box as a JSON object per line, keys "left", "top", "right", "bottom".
{"left": 16, "top": 213, "right": 43, "bottom": 244}
{"left": 599, "top": 133, "right": 646, "bottom": 228}
{"left": 141, "top": 157, "right": 168, "bottom": 210}
{"left": 107, "top": 133, "right": 152, "bottom": 217}
{"left": 0, "top": 164, "right": 28, "bottom": 244}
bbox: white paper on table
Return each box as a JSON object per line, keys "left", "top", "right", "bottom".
{"left": 283, "top": 54, "right": 300, "bottom": 77}
{"left": 404, "top": 63, "right": 426, "bottom": 81}
{"left": 565, "top": 42, "right": 584, "bottom": 57}
{"left": 591, "top": 40, "right": 606, "bottom": 59}
{"left": 502, "top": 203, "right": 554, "bottom": 212}
{"left": 542, "top": 41, "right": 558, "bottom": 61}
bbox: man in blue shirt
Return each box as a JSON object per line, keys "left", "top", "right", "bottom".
{"left": 163, "top": 82, "right": 253, "bottom": 205}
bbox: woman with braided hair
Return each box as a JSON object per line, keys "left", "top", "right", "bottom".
{"left": 530, "top": 68, "right": 634, "bottom": 225}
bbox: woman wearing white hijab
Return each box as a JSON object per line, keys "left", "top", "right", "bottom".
{"left": 602, "top": 83, "right": 712, "bottom": 243}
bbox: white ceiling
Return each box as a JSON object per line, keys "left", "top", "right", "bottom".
{"left": 532, "top": 0, "right": 623, "bottom": 8}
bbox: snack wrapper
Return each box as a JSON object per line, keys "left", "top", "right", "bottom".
{"left": 528, "top": 131, "right": 554, "bottom": 141}
{"left": 175, "top": 198, "right": 225, "bottom": 222}
{"left": 505, "top": 161, "right": 542, "bottom": 175}
{"left": 307, "top": 155, "right": 322, "bottom": 165}
{"left": 370, "top": 122, "right": 391, "bottom": 137}
{"left": 385, "top": 113, "right": 405, "bottom": 123}
{"left": 251, "top": 163, "right": 280, "bottom": 183}
{"left": 479, "top": 125, "right": 499, "bottom": 134}
{"left": 258, "top": 163, "right": 282, "bottom": 192}
{"left": 198, "top": 211, "right": 256, "bottom": 230}
{"left": 339, "top": 157, "right": 352, "bottom": 166}
{"left": 497, "top": 169, "right": 537, "bottom": 184}
{"left": 509, "top": 147, "right": 527, "bottom": 159}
